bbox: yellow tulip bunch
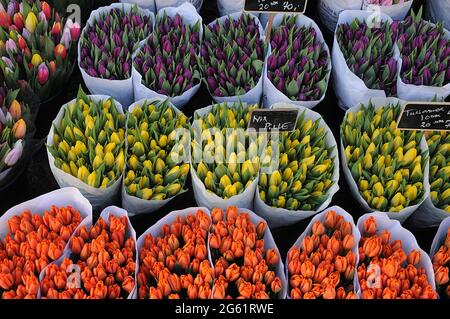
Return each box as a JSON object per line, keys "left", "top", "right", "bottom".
{"left": 427, "top": 132, "right": 450, "bottom": 213}
{"left": 342, "top": 101, "right": 427, "bottom": 212}
{"left": 124, "top": 100, "right": 190, "bottom": 201}
{"left": 258, "top": 111, "right": 335, "bottom": 211}
{"left": 48, "top": 87, "right": 125, "bottom": 188}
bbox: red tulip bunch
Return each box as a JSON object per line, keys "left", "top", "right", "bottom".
{"left": 358, "top": 216, "right": 438, "bottom": 299}
{"left": 138, "top": 209, "right": 214, "bottom": 299}
{"left": 432, "top": 227, "right": 450, "bottom": 298}
{"left": 40, "top": 214, "right": 136, "bottom": 299}
{"left": 287, "top": 210, "right": 358, "bottom": 299}
{"left": 210, "top": 207, "right": 283, "bottom": 299}
{"left": 0, "top": 205, "right": 82, "bottom": 299}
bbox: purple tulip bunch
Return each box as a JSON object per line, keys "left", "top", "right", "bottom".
{"left": 79, "top": 5, "right": 153, "bottom": 80}
{"left": 398, "top": 8, "right": 450, "bottom": 87}
{"left": 336, "top": 18, "right": 399, "bottom": 96}
{"left": 267, "top": 16, "right": 330, "bottom": 102}
{"left": 199, "top": 13, "right": 267, "bottom": 97}
{"left": 133, "top": 13, "right": 201, "bottom": 97}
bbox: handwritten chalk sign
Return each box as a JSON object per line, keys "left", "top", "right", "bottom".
{"left": 249, "top": 109, "right": 300, "bottom": 132}
{"left": 397, "top": 102, "right": 450, "bottom": 132}
{"left": 244, "top": 0, "right": 308, "bottom": 14}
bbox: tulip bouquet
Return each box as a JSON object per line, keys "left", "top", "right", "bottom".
{"left": 257, "top": 110, "right": 337, "bottom": 224}
{"left": 427, "top": 132, "right": 450, "bottom": 213}
{"left": 123, "top": 99, "right": 190, "bottom": 214}
{"left": 210, "top": 207, "right": 285, "bottom": 299}
{"left": 133, "top": 7, "right": 202, "bottom": 108}
{"left": 335, "top": 17, "right": 399, "bottom": 96}
{"left": 287, "top": 209, "right": 359, "bottom": 299}
{"left": 191, "top": 102, "right": 261, "bottom": 208}
{"left": 0, "top": 205, "right": 83, "bottom": 299}
{"left": 357, "top": 215, "right": 438, "bottom": 299}
{"left": 396, "top": 8, "right": 450, "bottom": 99}
{"left": 0, "top": 0, "right": 80, "bottom": 101}
{"left": 47, "top": 88, "right": 125, "bottom": 206}
{"left": 199, "top": 13, "right": 266, "bottom": 102}
{"left": 137, "top": 209, "right": 214, "bottom": 299}
{"left": 40, "top": 209, "right": 136, "bottom": 299}
{"left": 0, "top": 87, "right": 28, "bottom": 177}
{"left": 431, "top": 223, "right": 450, "bottom": 298}
{"left": 341, "top": 100, "right": 427, "bottom": 216}
{"left": 265, "top": 15, "right": 330, "bottom": 108}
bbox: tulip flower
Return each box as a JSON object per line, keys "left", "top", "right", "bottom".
{"left": 267, "top": 15, "right": 330, "bottom": 102}
{"left": 336, "top": 18, "right": 399, "bottom": 96}
{"left": 432, "top": 227, "right": 450, "bottom": 298}
{"left": 398, "top": 8, "right": 450, "bottom": 87}
{"left": 199, "top": 13, "right": 266, "bottom": 98}
{"left": 342, "top": 101, "right": 427, "bottom": 212}
{"left": 0, "top": 205, "right": 82, "bottom": 299}
{"left": 47, "top": 87, "right": 125, "bottom": 189}
{"left": 37, "top": 63, "right": 49, "bottom": 85}
{"left": 124, "top": 100, "right": 190, "bottom": 202}
{"left": 258, "top": 111, "right": 335, "bottom": 211}
{"left": 191, "top": 103, "right": 261, "bottom": 200}
{"left": 210, "top": 207, "right": 283, "bottom": 299}
{"left": 79, "top": 5, "right": 153, "bottom": 81}
{"left": 138, "top": 209, "right": 213, "bottom": 299}
{"left": 134, "top": 12, "right": 201, "bottom": 97}
{"left": 358, "top": 217, "right": 438, "bottom": 299}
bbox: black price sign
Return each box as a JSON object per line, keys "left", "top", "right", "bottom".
{"left": 244, "top": 0, "right": 308, "bottom": 14}
{"left": 397, "top": 102, "right": 450, "bottom": 132}
{"left": 249, "top": 109, "right": 299, "bottom": 132}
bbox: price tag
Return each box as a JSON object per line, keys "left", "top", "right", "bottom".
{"left": 248, "top": 109, "right": 300, "bottom": 132}
{"left": 397, "top": 102, "right": 450, "bottom": 132}
{"left": 244, "top": 0, "right": 308, "bottom": 14}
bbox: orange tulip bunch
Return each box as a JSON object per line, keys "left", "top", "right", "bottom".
{"left": 138, "top": 209, "right": 213, "bottom": 299}
{"left": 40, "top": 214, "right": 136, "bottom": 299}
{"left": 0, "top": 206, "right": 82, "bottom": 299}
{"left": 287, "top": 210, "right": 358, "bottom": 299}
{"left": 432, "top": 227, "right": 450, "bottom": 298}
{"left": 210, "top": 207, "right": 283, "bottom": 299}
{"left": 358, "top": 216, "right": 438, "bottom": 299}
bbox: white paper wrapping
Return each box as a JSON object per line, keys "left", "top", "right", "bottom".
{"left": 253, "top": 103, "right": 340, "bottom": 229}
{"left": 136, "top": 207, "right": 214, "bottom": 298}
{"left": 426, "top": 0, "right": 450, "bottom": 31}
{"left": 285, "top": 206, "right": 362, "bottom": 299}
{"left": 132, "top": 2, "right": 203, "bottom": 109}
{"left": 120, "top": 0, "right": 156, "bottom": 12}
{"left": 332, "top": 10, "right": 398, "bottom": 110}
{"left": 190, "top": 102, "right": 258, "bottom": 211}
{"left": 206, "top": 12, "right": 266, "bottom": 105}
{"left": 362, "top": 0, "right": 413, "bottom": 21}
{"left": 356, "top": 212, "right": 436, "bottom": 295}
{"left": 396, "top": 24, "right": 450, "bottom": 102}
{"left": 340, "top": 97, "right": 430, "bottom": 224}
{"left": 121, "top": 98, "right": 188, "bottom": 216}
{"left": 46, "top": 95, "right": 125, "bottom": 210}
{"left": 263, "top": 14, "right": 331, "bottom": 109}
{"left": 319, "top": 0, "right": 363, "bottom": 34}
{"left": 430, "top": 217, "right": 450, "bottom": 261}
{"left": 78, "top": 3, "right": 155, "bottom": 108}
{"left": 155, "top": 0, "right": 203, "bottom": 11}
{"left": 217, "top": 0, "right": 244, "bottom": 16}
{"left": 38, "top": 206, "right": 137, "bottom": 299}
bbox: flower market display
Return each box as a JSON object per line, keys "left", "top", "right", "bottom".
{"left": 209, "top": 207, "right": 285, "bottom": 299}
{"left": 0, "top": 205, "right": 83, "bottom": 299}
{"left": 137, "top": 209, "right": 213, "bottom": 299}
{"left": 0, "top": 0, "right": 80, "bottom": 101}
{"left": 431, "top": 221, "right": 450, "bottom": 299}
{"left": 199, "top": 13, "right": 266, "bottom": 102}
{"left": 427, "top": 132, "right": 450, "bottom": 213}
{"left": 287, "top": 209, "right": 359, "bottom": 299}
{"left": 266, "top": 15, "right": 330, "bottom": 107}
{"left": 357, "top": 215, "right": 438, "bottom": 299}
{"left": 335, "top": 17, "right": 399, "bottom": 97}
{"left": 133, "top": 6, "right": 202, "bottom": 107}
{"left": 341, "top": 100, "right": 427, "bottom": 217}
{"left": 123, "top": 99, "right": 190, "bottom": 214}
{"left": 40, "top": 209, "right": 136, "bottom": 299}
